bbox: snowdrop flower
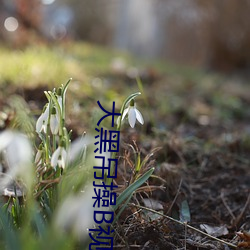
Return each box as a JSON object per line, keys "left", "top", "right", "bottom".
{"left": 67, "top": 134, "right": 91, "bottom": 164}
{"left": 122, "top": 99, "right": 144, "bottom": 128}
{"left": 55, "top": 186, "right": 95, "bottom": 240}
{"left": 55, "top": 184, "right": 111, "bottom": 240}
{"left": 51, "top": 143, "right": 67, "bottom": 169}
{"left": 0, "top": 130, "right": 33, "bottom": 190}
{"left": 50, "top": 106, "right": 59, "bottom": 135}
{"left": 36, "top": 103, "right": 50, "bottom": 133}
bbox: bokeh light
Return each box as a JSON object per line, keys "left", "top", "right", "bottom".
{"left": 41, "top": 0, "right": 55, "bottom": 5}
{"left": 4, "top": 17, "right": 19, "bottom": 32}
{"left": 50, "top": 24, "right": 67, "bottom": 40}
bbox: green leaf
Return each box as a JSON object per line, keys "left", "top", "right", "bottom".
{"left": 179, "top": 199, "right": 191, "bottom": 222}
{"left": 113, "top": 167, "right": 154, "bottom": 211}
{"left": 112, "top": 192, "right": 133, "bottom": 225}
{"left": 0, "top": 208, "right": 21, "bottom": 250}
{"left": 32, "top": 209, "right": 46, "bottom": 237}
{"left": 62, "top": 78, "right": 72, "bottom": 98}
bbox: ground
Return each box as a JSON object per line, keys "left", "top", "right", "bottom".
{"left": 111, "top": 74, "right": 250, "bottom": 249}
{"left": 0, "top": 42, "right": 249, "bottom": 249}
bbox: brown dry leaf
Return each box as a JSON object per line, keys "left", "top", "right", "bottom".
{"left": 237, "top": 231, "right": 250, "bottom": 248}
{"left": 142, "top": 198, "right": 164, "bottom": 221}
{"left": 142, "top": 198, "right": 164, "bottom": 211}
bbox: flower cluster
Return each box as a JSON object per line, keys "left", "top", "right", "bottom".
{"left": 36, "top": 91, "right": 61, "bottom": 136}
{"left": 35, "top": 81, "right": 70, "bottom": 177}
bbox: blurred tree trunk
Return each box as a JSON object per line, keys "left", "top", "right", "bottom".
{"left": 0, "top": 0, "right": 42, "bottom": 46}
{"left": 204, "top": 0, "right": 250, "bottom": 71}
{"left": 16, "top": 0, "right": 41, "bottom": 31}
{"left": 67, "top": 0, "right": 113, "bottom": 44}
{"left": 15, "top": 0, "right": 42, "bottom": 45}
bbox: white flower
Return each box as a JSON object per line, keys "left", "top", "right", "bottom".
{"left": 57, "top": 95, "right": 63, "bottom": 112}
{"left": 55, "top": 186, "right": 95, "bottom": 240}
{"left": 67, "top": 134, "right": 91, "bottom": 164}
{"left": 51, "top": 145, "right": 67, "bottom": 169}
{"left": 54, "top": 184, "right": 111, "bottom": 240}
{"left": 56, "top": 87, "right": 63, "bottom": 113}
{"left": 36, "top": 104, "right": 50, "bottom": 133}
{"left": 122, "top": 99, "right": 144, "bottom": 128}
{"left": 50, "top": 106, "right": 59, "bottom": 135}
{"left": 35, "top": 149, "right": 42, "bottom": 164}
{"left": 35, "top": 144, "right": 43, "bottom": 164}
{"left": 0, "top": 130, "right": 33, "bottom": 190}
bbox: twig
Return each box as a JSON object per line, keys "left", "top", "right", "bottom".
{"left": 114, "top": 245, "right": 141, "bottom": 248}
{"left": 129, "top": 203, "right": 237, "bottom": 249}
{"left": 166, "top": 178, "right": 183, "bottom": 215}
{"left": 184, "top": 221, "right": 187, "bottom": 250}
{"left": 221, "top": 190, "right": 236, "bottom": 221}
{"left": 34, "top": 179, "right": 60, "bottom": 198}
{"left": 233, "top": 192, "right": 250, "bottom": 227}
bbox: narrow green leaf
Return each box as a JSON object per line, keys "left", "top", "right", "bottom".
{"left": 135, "top": 152, "right": 141, "bottom": 173}
{"left": 113, "top": 167, "right": 154, "bottom": 211}
{"left": 0, "top": 208, "right": 21, "bottom": 250}
{"left": 179, "top": 199, "right": 191, "bottom": 222}
{"left": 112, "top": 192, "right": 133, "bottom": 224}
{"left": 32, "top": 210, "right": 45, "bottom": 237}
{"left": 62, "top": 78, "right": 72, "bottom": 98}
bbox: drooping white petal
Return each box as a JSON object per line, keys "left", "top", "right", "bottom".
{"left": 44, "top": 103, "right": 50, "bottom": 117}
{"left": 135, "top": 109, "right": 144, "bottom": 125}
{"left": 128, "top": 107, "right": 137, "bottom": 128}
{"left": 0, "top": 130, "right": 13, "bottom": 151}
{"left": 5, "top": 133, "right": 32, "bottom": 170}
{"left": 36, "top": 104, "right": 50, "bottom": 133}
{"left": 55, "top": 186, "right": 95, "bottom": 240}
{"left": 57, "top": 158, "right": 65, "bottom": 169}
{"left": 57, "top": 96, "right": 63, "bottom": 111}
{"left": 51, "top": 147, "right": 61, "bottom": 168}
{"left": 36, "top": 113, "right": 45, "bottom": 133}
{"left": 35, "top": 149, "right": 43, "bottom": 164}
{"left": 41, "top": 121, "right": 48, "bottom": 133}
{"left": 59, "top": 148, "right": 67, "bottom": 169}
{"left": 120, "top": 101, "right": 144, "bottom": 128}
{"left": 51, "top": 146, "right": 67, "bottom": 169}
{"left": 121, "top": 107, "right": 129, "bottom": 121}
{"left": 67, "top": 135, "right": 92, "bottom": 163}
{"left": 50, "top": 114, "right": 59, "bottom": 135}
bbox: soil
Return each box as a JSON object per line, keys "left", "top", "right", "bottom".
{"left": 113, "top": 127, "right": 250, "bottom": 250}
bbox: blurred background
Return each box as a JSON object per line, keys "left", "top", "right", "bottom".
{"left": 1, "top": 0, "right": 250, "bottom": 73}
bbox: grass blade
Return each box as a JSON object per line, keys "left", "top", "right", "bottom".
{"left": 113, "top": 167, "right": 154, "bottom": 211}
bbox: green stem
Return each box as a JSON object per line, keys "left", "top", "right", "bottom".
{"left": 106, "top": 92, "right": 141, "bottom": 186}
{"left": 52, "top": 134, "right": 56, "bottom": 152}
{"left": 61, "top": 78, "right": 72, "bottom": 126}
